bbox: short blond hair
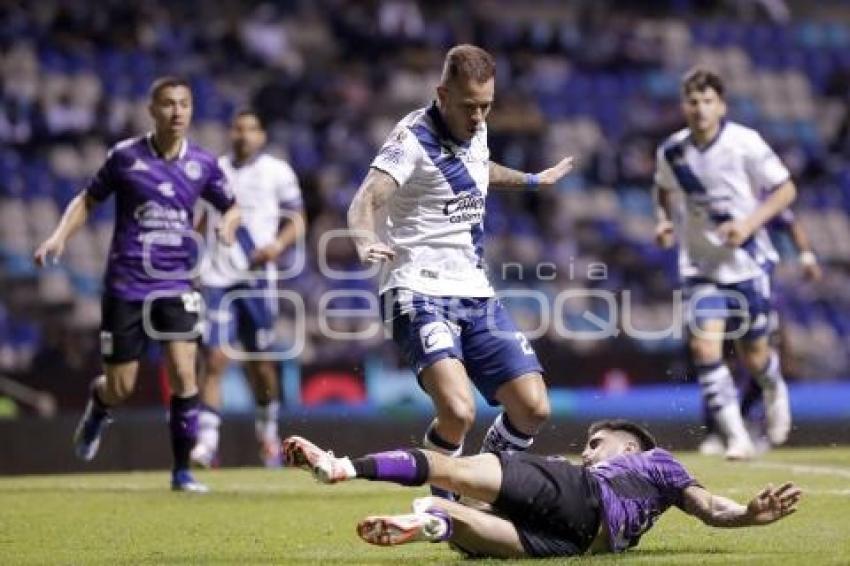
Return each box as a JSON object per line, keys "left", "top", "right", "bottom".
{"left": 440, "top": 44, "right": 496, "bottom": 86}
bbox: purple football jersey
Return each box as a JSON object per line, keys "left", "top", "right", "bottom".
{"left": 86, "top": 134, "right": 234, "bottom": 300}
{"left": 588, "top": 448, "right": 699, "bottom": 552}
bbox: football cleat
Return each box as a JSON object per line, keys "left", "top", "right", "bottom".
{"left": 171, "top": 469, "right": 210, "bottom": 493}
{"left": 697, "top": 433, "right": 725, "bottom": 456}
{"left": 763, "top": 380, "right": 791, "bottom": 446}
{"left": 190, "top": 443, "right": 219, "bottom": 469}
{"left": 282, "top": 436, "right": 354, "bottom": 484}
{"left": 724, "top": 435, "right": 755, "bottom": 461}
{"left": 357, "top": 512, "right": 449, "bottom": 546}
{"left": 72, "top": 378, "right": 112, "bottom": 462}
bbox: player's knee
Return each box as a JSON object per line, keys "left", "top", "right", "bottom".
{"left": 439, "top": 398, "right": 476, "bottom": 432}
{"left": 205, "top": 349, "right": 230, "bottom": 377}
{"left": 104, "top": 377, "right": 133, "bottom": 403}
{"left": 527, "top": 396, "right": 551, "bottom": 428}
{"left": 508, "top": 397, "right": 550, "bottom": 433}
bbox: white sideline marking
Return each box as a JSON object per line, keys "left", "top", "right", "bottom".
{"left": 746, "top": 461, "right": 850, "bottom": 480}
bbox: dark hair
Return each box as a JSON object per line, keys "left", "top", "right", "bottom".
{"left": 588, "top": 419, "right": 657, "bottom": 451}
{"left": 149, "top": 76, "right": 192, "bottom": 101}
{"left": 440, "top": 44, "right": 496, "bottom": 86}
{"left": 681, "top": 67, "right": 725, "bottom": 99}
{"left": 232, "top": 108, "right": 265, "bottom": 130}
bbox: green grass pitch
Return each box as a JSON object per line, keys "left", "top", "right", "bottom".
{"left": 1, "top": 447, "right": 848, "bottom": 565}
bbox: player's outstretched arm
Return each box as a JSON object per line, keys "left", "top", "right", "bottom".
{"left": 718, "top": 180, "right": 797, "bottom": 248}
{"left": 347, "top": 168, "right": 397, "bottom": 264}
{"left": 33, "top": 192, "right": 98, "bottom": 266}
{"left": 488, "top": 156, "right": 574, "bottom": 190}
{"left": 682, "top": 483, "right": 801, "bottom": 528}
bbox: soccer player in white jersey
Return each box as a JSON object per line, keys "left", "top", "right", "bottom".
{"left": 653, "top": 68, "right": 797, "bottom": 460}
{"left": 191, "top": 109, "right": 305, "bottom": 468}
{"left": 348, "top": 44, "right": 574, "bottom": 497}
{"left": 701, "top": 205, "right": 821, "bottom": 455}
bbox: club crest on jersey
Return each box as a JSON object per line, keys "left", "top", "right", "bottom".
{"left": 184, "top": 160, "right": 202, "bottom": 180}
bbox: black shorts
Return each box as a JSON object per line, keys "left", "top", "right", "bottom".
{"left": 494, "top": 451, "right": 601, "bottom": 558}
{"left": 100, "top": 292, "right": 201, "bottom": 363}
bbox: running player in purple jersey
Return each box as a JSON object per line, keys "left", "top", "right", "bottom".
{"left": 282, "top": 420, "right": 801, "bottom": 558}
{"left": 34, "top": 76, "right": 240, "bottom": 492}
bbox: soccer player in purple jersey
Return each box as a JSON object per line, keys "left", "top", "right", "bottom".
{"left": 282, "top": 420, "right": 801, "bottom": 558}
{"left": 34, "top": 77, "right": 240, "bottom": 492}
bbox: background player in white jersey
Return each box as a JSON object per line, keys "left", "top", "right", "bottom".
{"left": 347, "top": 44, "right": 574, "bottom": 495}
{"left": 701, "top": 206, "right": 821, "bottom": 455}
{"left": 192, "top": 109, "right": 305, "bottom": 468}
{"left": 654, "top": 68, "right": 797, "bottom": 460}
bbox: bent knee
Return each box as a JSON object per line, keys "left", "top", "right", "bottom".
{"left": 438, "top": 398, "right": 477, "bottom": 431}
{"left": 509, "top": 398, "right": 550, "bottom": 432}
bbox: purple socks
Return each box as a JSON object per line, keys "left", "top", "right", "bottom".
{"left": 169, "top": 394, "right": 200, "bottom": 472}
{"left": 352, "top": 449, "right": 429, "bottom": 486}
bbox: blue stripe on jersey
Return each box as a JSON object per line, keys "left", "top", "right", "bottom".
{"left": 709, "top": 211, "right": 765, "bottom": 268}
{"left": 663, "top": 141, "right": 707, "bottom": 196}
{"left": 410, "top": 111, "right": 485, "bottom": 268}
{"left": 235, "top": 225, "right": 257, "bottom": 257}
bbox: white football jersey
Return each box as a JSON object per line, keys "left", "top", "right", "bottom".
{"left": 655, "top": 121, "right": 789, "bottom": 284}
{"left": 200, "top": 153, "right": 303, "bottom": 287}
{"left": 371, "top": 103, "right": 493, "bottom": 297}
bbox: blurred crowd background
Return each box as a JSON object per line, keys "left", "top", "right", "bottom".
{"left": 1, "top": 0, "right": 850, "bottom": 415}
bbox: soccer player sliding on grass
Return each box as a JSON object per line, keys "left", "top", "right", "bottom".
{"left": 283, "top": 420, "right": 801, "bottom": 558}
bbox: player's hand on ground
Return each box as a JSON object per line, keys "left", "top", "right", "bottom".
{"left": 535, "top": 156, "right": 575, "bottom": 186}
{"left": 359, "top": 242, "right": 396, "bottom": 264}
{"left": 251, "top": 242, "right": 284, "bottom": 266}
{"left": 717, "top": 219, "right": 753, "bottom": 248}
{"left": 33, "top": 236, "right": 65, "bottom": 267}
{"left": 655, "top": 220, "right": 676, "bottom": 249}
{"left": 745, "top": 482, "right": 802, "bottom": 525}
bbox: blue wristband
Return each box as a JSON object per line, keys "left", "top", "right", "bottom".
{"left": 525, "top": 173, "right": 540, "bottom": 189}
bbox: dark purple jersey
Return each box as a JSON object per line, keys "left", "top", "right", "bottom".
{"left": 588, "top": 448, "right": 699, "bottom": 552}
{"left": 86, "top": 134, "right": 234, "bottom": 300}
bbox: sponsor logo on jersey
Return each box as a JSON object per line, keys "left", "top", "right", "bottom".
{"left": 444, "top": 192, "right": 485, "bottom": 224}
{"left": 378, "top": 142, "right": 405, "bottom": 165}
{"left": 133, "top": 201, "right": 189, "bottom": 230}
{"left": 420, "top": 321, "right": 454, "bottom": 353}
